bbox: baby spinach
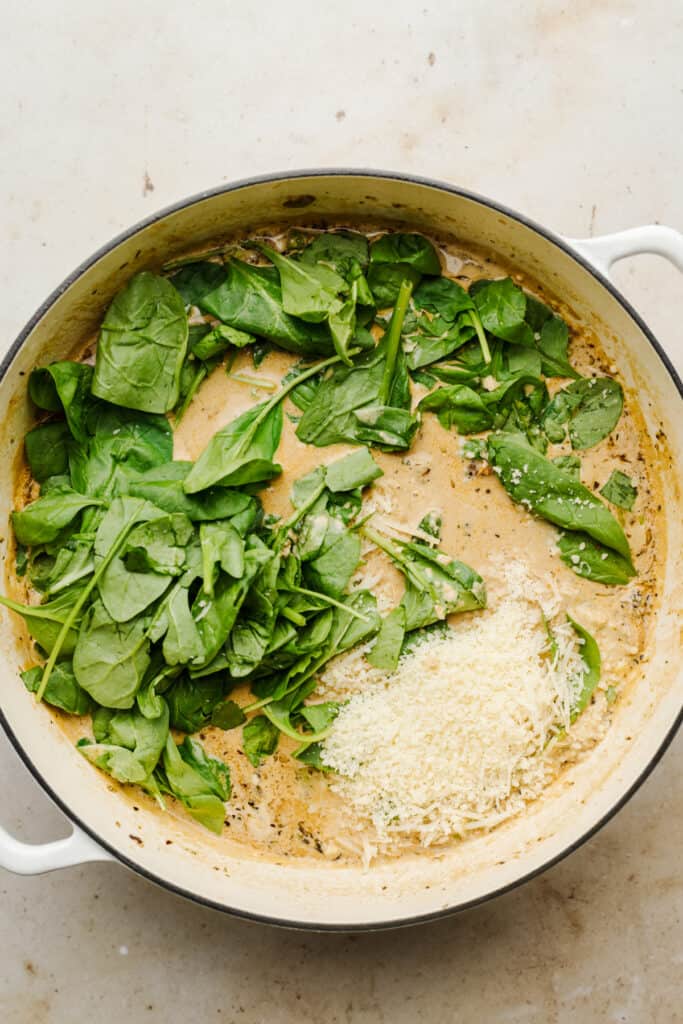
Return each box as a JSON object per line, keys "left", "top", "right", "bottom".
{"left": 296, "top": 280, "right": 417, "bottom": 450}
{"left": 552, "top": 454, "right": 581, "bottom": 479}
{"left": 600, "top": 469, "right": 637, "bottom": 510}
{"left": 200, "top": 521, "right": 245, "bottom": 593}
{"left": 29, "top": 361, "right": 95, "bottom": 442}
{"left": 367, "top": 263, "right": 421, "bottom": 306}
{"left": 324, "top": 448, "right": 383, "bottom": 492}
{"left": 70, "top": 406, "right": 173, "bottom": 498}
{"left": 21, "top": 661, "right": 93, "bottom": 715}
{"left": 557, "top": 532, "right": 636, "bottom": 585}
{"left": 243, "top": 714, "right": 280, "bottom": 767}
{"left": 470, "top": 278, "right": 535, "bottom": 347}
{"left": 156, "top": 735, "right": 228, "bottom": 833}
{"left": 367, "top": 606, "right": 406, "bottom": 671}
{"left": 92, "top": 272, "right": 189, "bottom": 414}
{"left": 211, "top": 699, "right": 246, "bottom": 730}
{"left": 170, "top": 261, "right": 227, "bottom": 307}
{"left": 25, "top": 422, "right": 71, "bottom": 482}
{"left": 12, "top": 491, "right": 102, "bottom": 546}
{"left": 298, "top": 230, "right": 370, "bottom": 277}
{"left": 370, "top": 232, "right": 441, "bottom": 275}
{"left": 79, "top": 700, "right": 169, "bottom": 785}
{"left": 190, "top": 323, "right": 254, "bottom": 361}
{"left": 73, "top": 599, "right": 151, "bottom": 708}
{"left": 419, "top": 384, "right": 491, "bottom": 433}
{"left": 166, "top": 672, "right": 225, "bottom": 732}
{"left": 94, "top": 498, "right": 171, "bottom": 622}
{"left": 0, "top": 586, "right": 85, "bottom": 658}
{"left": 163, "top": 586, "right": 204, "bottom": 666}
{"left": 127, "top": 461, "right": 254, "bottom": 521}
{"left": 567, "top": 615, "right": 601, "bottom": 720}
{"left": 298, "top": 513, "right": 361, "bottom": 597}
{"left": 488, "top": 432, "right": 633, "bottom": 562}
{"left": 402, "top": 276, "right": 477, "bottom": 369}
{"left": 184, "top": 354, "right": 343, "bottom": 493}
{"left": 123, "top": 513, "right": 194, "bottom": 575}
{"left": 200, "top": 259, "right": 333, "bottom": 356}
{"left": 362, "top": 525, "right": 486, "bottom": 630}
{"left": 536, "top": 316, "right": 579, "bottom": 379}
{"left": 542, "top": 377, "right": 623, "bottom": 449}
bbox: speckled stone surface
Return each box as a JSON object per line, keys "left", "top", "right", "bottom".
{"left": 1, "top": 2, "right": 681, "bottom": 1020}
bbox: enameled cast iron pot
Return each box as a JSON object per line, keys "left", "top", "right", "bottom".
{"left": 0, "top": 171, "right": 681, "bottom": 930}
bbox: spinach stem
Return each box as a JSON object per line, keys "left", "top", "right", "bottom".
{"left": 468, "top": 309, "right": 491, "bottom": 365}
{"left": 174, "top": 364, "right": 208, "bottom": 427}
{"left": 229, "top": 372, "right": 277, "bottom": 391}
{"left": 261, "top": 704, "right": 332, "bottom": 744}
{"left": 278, "top": 480, "right": 327, "bottom": 533}
{"left": 286, "top": 586, "right": 371, "bottom": 622}
{"left": 379, "top": 279, "right": 414, "bottom": 406}
{"left": 35, "top": 502, "right": 145, "bottom": 703}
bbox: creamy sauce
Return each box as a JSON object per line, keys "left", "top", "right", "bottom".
{"left": 10, "top": 228, "right": 668, "bottom": 865}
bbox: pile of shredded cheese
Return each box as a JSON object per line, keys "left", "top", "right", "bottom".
{"left": 320, "top": 569, "right": 590, "bottom": 847}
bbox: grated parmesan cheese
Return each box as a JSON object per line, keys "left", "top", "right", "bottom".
{"left": 320, "top": 571, "right": 589, "bottom": 847}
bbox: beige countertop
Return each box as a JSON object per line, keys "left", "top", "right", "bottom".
{"left": 1, "top": 1, "right": 681, "bottom": 1020}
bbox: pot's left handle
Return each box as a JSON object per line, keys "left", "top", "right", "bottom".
{"left": 567, "top": 225, "right": 683, "bottom": 277}
{"left": 0, "top": 821, "right": 113, "bottom": 875}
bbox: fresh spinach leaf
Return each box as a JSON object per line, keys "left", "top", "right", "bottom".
{"left": 402, "top": 276, "right": 476, "bottom": 369}
{"left": 0, "top": 586, "right": 86, "bottom": 658}
{"left": 211, "top": 699, "right": 246, "bottom": 730}
{"left": 542, "top": 377, "right": 623, "bottom": 449}
{"left": 127, "top": 461, "right": 255, "bottom": 521}
{"left": 324, "top": 448, "right": 383, "bottom": 492}
{"left": 12, "top": 490, "right": 102, "bottom": 546}
{"left": 296, "top": 281, "right": 417, "bottom": 450}
{"left": 29, "top": 361, "right": 95, "bottom": 442}
{"left": 123, "top": 513, "right": 194, "bottom": 575}
{"left": 537, "top": 316, "right": 579, "bottom": 379}
{"left": 190, "top": 323, "right": 254, "bottom": 360}
{"left": 25, "top": 421, "right": 71, "bottom": 482}
{"left": 600, "top": 469, "right": 637, "bottom": 510}
{"left": 200, "top": 521, "right": 245, "bottom": 594}
{"left": 70, "top": 406, "right": 173, "bottom": 498}
{"left": 370, "top": 233, "right": 441, "bottom": 274}
{"left": 163, "top": 586, "right": 204, "bottom": 666}
{"left": 298, "top": 513, "right": 361, "bottom": 597}
{"left": 200, "top": 259, "right": 333, "bottom": 356}
{"left": 557, "top": 532, "right": 636, "bottom": 585}
{"left": 92, "top": 272, "right": 189, "bottom": 414}
{"left": 156, "top": 735, "right": 228, "bottom": 833}
{"left": 567, "top": 615, "right": 601, "bottom": 719}
{"left": 170, "top": 261, "right": 227, "bottom": 307}
{"left": 79, "top": 700, "right": 169, "bottom": 784}
{"left": 21, "top": 661, "right": 93, "bottom": 715}
{"left": 470, "top": 278, "right": 535, "bottom": 346}
{"left": 166, "top": 672, "right": 224, "bottom": 732}
{"left": 367, "top": 263, "right": 421, "bottom": 306}
{"left": 367, "top": 606, "right": 406, "bottom": 671}
{"left": 362, "top": 525, "right": 486, "bottom": 630}
{"left": 552, "top": 454, "right": 581, "bottom": 479}
{"left": 73, "top": 599, "right": 151, "bottom": 708}
{"left": 488, "top": 432, "right": 633, "bottom": 562}
{"left": 243, "top": 715, "right": 280, "bottom": 767}
{"left": 94, "top": 498, "right": 171, "bottom": 622}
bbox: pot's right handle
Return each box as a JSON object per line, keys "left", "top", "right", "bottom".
{"left": 0, "top": 821, "right": 113, "bottom": 875}
{"left": 567, "top": 225, "right": 683, "bottom": 278}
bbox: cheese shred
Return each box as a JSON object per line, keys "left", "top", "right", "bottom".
{"left": 320, "top": 571, "right": 588, "bottom": 847}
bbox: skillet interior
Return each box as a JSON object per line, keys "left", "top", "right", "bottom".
{"left": 0, "top": 172, "right": 680, "bottom": 929}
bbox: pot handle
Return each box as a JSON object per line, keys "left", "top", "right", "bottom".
{"left": 567, "top": 225, "right": 683, "bottom": 277}
{"left": 0, "top": 821, "right": 113, "bottom": 875}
